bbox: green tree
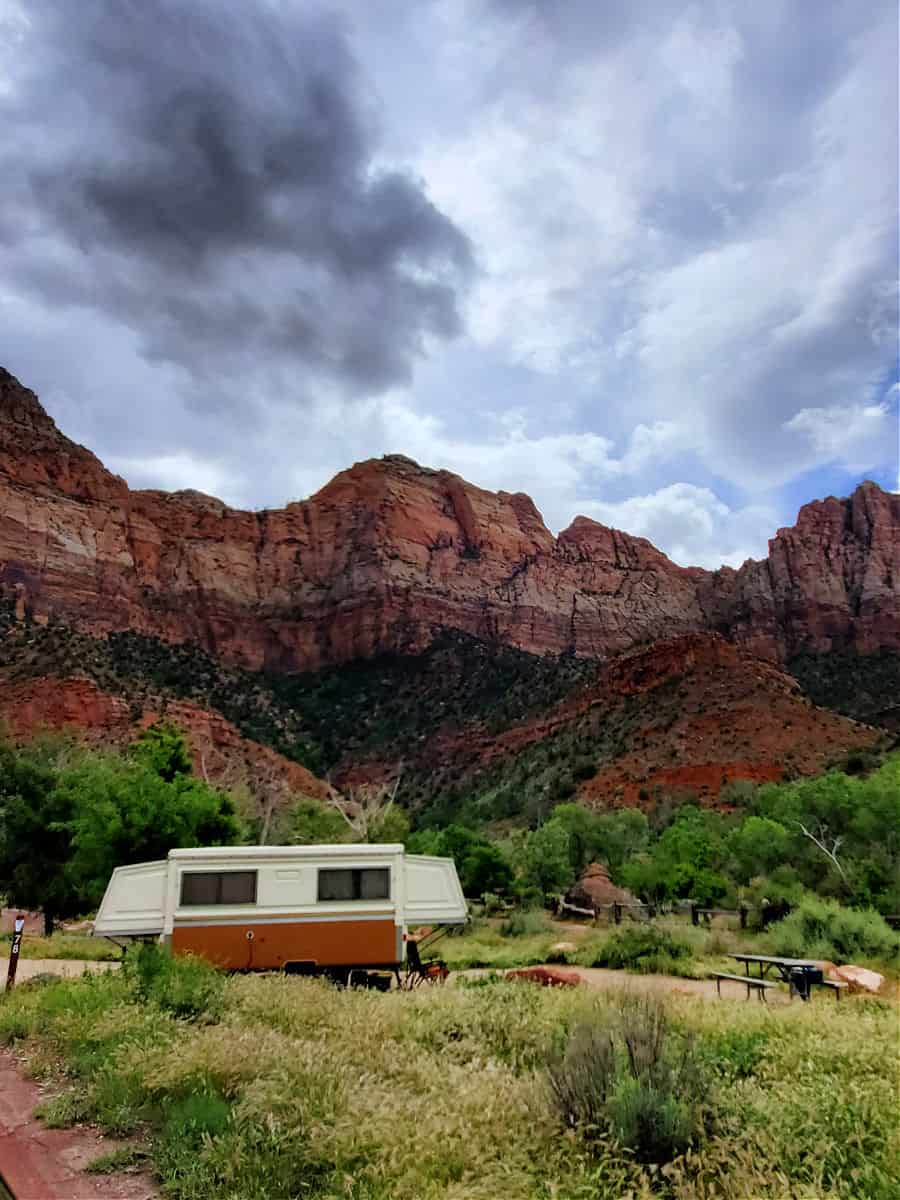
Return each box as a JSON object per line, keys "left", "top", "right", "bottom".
{"left": 752, "top": 758, "right": 900, "bottom": 907}
{"left": 407, "top": 825, "right": 512, "bottom": 897}
{"left": 621, "top": 806, "right": 729, "bottom": 905}
{"left": 365, "top": 804, "right": 411, "bottom": 846}
{"left": 132, "top": 721, "right": 193, "bottom": 782}
{"left": 596, "top": 808, "right": 650, "bottom": 875}
{"left": 726, "top": 816, "right": 791, "bottom": 884}
{"left": 0, "top": 741, "right": 82, "bottom": 934}
{"left": 281, "top": 796, "right": 351, "bottom": 845}
{"left": 543, "top": 804, "right": 603, "bottom": 874}
{"left": 517, "top": 821, "right": 575, "bottom": 898}
{"left": 458, "top": 843, "right": 514, "bottom": 897}
{"left": 60, "top": 756, "right": 241, "bottom": 906}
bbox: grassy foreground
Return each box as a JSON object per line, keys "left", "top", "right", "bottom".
{"left": 1, "top": 958, "right": 897, "bottom": 1199}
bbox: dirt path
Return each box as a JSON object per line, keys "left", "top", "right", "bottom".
{"left": 0, "top": 1052, "right": 155, "bottom": 1200}
{"left": 1, "top": 959, "right": 120, "bottom": 992}
{"left": 463, "top": 964, "right": 793, "bottom": 1004}
{"left": 564, "top": 964, "right": 792, "bottom": 1002}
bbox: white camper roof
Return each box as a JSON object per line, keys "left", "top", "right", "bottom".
{"left": 167, "top": 844, "right": 404, "bottom": 860}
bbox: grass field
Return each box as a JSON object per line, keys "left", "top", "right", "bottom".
{"left": 1, "top": 952, "right": 897, "bottom": 1200}
{"left": 1, "top": 931, "right": 122, "bottom": 961}
{"left": 440, "top": 913, "right": 765, "bottom": 977}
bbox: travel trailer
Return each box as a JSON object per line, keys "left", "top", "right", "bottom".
{"left": 92, "top": 844, "right": 467, "bottom": 979}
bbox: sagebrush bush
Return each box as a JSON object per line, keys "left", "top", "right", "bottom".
{"left": 589, "top": 925, "right": 693, "bottom": 973}
{"left": 769, "top": 896, "right": 900, "bottom": 963}
{"left": 547, "top": 1022, "right": 615, "bottom": 1129}
{"left": 548, "top": 993, "right": 710, "bottom": 1164}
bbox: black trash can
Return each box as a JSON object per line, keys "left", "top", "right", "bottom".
{"left": 790, "top": 967, "right": 823, "bottom": 1000}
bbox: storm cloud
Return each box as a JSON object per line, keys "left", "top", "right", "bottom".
{"left": 0, "top": 0, "right": 471, "bottom": 392}
{"left": 0, "top": 0, "right": 896, "bottom": 565}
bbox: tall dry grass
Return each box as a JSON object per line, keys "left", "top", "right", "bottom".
{"left": 0, "top": 957, "right": 897, "bottom": 1199}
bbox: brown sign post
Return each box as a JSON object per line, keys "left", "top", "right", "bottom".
{"left": 5, "top": 915, "right": 25, "bottom": 993}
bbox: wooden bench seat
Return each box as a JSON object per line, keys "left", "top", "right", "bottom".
{"left": 817, "top": 978, "right": 848, "bottom": 1000}
{"left": 711, "top": 972, "right": 779, "bottom": 1001}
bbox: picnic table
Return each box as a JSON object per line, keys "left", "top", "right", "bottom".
{"left": 730, "top": 954, "right": 827, "bottom": 1001}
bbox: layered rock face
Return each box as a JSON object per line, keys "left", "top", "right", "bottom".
{"left": 697, "top": 484, "right": 900, "bottom": 660}
{"left": 2, "top": 366, "right": 898, "bottom": 672}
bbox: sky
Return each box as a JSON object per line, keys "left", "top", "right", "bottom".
{"left": 0, "top": 0, "right": 897, "bottom": 569}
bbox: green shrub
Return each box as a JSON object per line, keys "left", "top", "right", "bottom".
{"left": 607, "top": 1075, "right": 695, "bottom": 1164}
{"left": 704, "top": 1029, "right": 769, "bottom": 1080}
{"left": 548, "top": 1022, "right": 615, "bottom": 1129}
{"left": 769, "top": 896, "right": 900, "bottom": 963}
{"left": 589, "top": 925, "right": 693, "bottom": 973}
{"left": 500, "top": 909, "right": 551, "bottom": 938}
{"left": 480, "top": 891, "right": 505, "bottom": 916}
{"left": 548, "top": 993, "right": 710, "bottom": 1164}
{"left": 123, "top": 943, "right": 225, "bottom": 1021}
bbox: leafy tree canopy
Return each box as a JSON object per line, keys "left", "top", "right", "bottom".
{"left": 0, "top": 730, "right": 241, "bottom": 929}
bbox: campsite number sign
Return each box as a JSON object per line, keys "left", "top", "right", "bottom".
{"left": 5, "top": 916, "right": 25, "bottom": 993}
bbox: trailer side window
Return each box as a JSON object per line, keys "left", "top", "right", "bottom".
{"left": 317, "top": 868, "right": 389, "bottom": 902}
{"left": 180, "top": 870, "right": 257, "bottom": 906}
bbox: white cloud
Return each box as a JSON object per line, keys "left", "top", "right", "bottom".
{"left": 2, "top": 0, "right": 896, "bottom": 575}
{"left": 580, "top": 483, "right": 776, "bottom": 569}
{"left": 105, "top": 452, "right": 238, "bottom": 503}
{"left": 784, "top": 401, "right": 897, "bottom": 473}
{"left": 415, "top": 1, "right": 897, "bottom": 488}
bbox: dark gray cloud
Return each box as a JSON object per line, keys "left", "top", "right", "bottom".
{"left": 0, "top": 0, "right": 471, "bottom": 394}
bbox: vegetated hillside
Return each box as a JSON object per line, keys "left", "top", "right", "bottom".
{"left": 788, "top": 649, "right": 900, "bottom": 732}
{"left": 333, "top": 634, "right": 883, "bottom": 826}
{"left": 0, "top": 598, "right": 329, "bottom": 815}
{"left": 3, "top": 364, "right": 899, "bottom": 674}
{"left": 2, "top": 588, "right": 881, "bottom": 829}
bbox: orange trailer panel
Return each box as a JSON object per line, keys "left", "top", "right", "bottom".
{"left": 171, "top": 916, "right": 399, "bottom": 971}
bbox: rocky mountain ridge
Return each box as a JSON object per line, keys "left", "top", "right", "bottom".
{"left": 2, "top": 365, "right": 898, "bottom": 676}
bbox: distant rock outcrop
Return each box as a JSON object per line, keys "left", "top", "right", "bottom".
{"left": 567, "top": 863, "right": 636, "bottom": 911}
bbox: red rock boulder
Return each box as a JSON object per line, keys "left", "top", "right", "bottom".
{"left": 506, "top": 966, "right": 583, "bottom": 988}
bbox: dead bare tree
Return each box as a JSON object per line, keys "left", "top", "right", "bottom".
{"left": 795, "top": 821, "right": 848, "bottom": 885}
{"left": 325, "top": 776, "right": 402, "bottom": 842}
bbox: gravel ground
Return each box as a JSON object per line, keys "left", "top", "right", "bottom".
{"left": 1, "top": 958, "right": 120, "bottom": 992}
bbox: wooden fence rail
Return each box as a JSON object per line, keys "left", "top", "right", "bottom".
{"left": 556, "top": 899, "right": 750, "bottom": 928}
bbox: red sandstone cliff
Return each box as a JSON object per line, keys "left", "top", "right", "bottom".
{"left": 2, "top": 366, "right": 898, "bottom": 671}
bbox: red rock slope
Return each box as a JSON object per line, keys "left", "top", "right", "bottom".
{"left": 0, "top": 673, "right": 329, "bottom": 806}
{"left": 2, "top": 366, "right": 898, "bottom": 673}
{"left": 337, "top": 633, "right": 880, "bottom": 807}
